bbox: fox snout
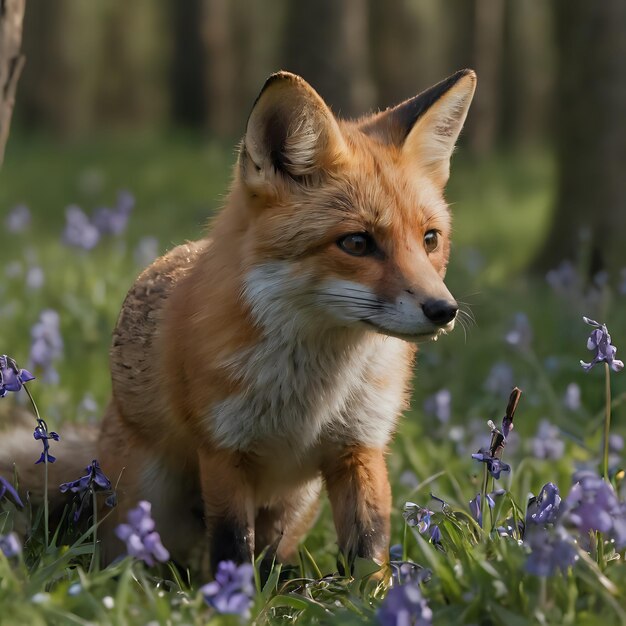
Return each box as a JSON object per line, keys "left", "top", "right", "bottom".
{"left": 421, "top": 298, "right": 458, "bottom": 326}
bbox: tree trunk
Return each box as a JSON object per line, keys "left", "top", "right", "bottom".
{"left": 0, "top": 0, "right": 25, "bottom": 166}
{"left": 281, "top": 0, "right": 374, "bottom": 117}
{"left": 535, "top": 0, "right": 626, "bottom": 278}
{"left": 467, "top": 0, "right": 505, "bottom": 155}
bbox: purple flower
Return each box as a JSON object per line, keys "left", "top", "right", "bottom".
{"left": 29, "top": 310, "right": 63, "bottom": 384}
{"left": 0, "top": 532, "right": 21, "bottom": 558}
{"left": 0, "top": 476, "right": 23, "bottom": 507}
{"left": 5, "top": 204, "right": 31, "bottom": 233}
{"left": 580, "top": 317, "right": 623, "bottom": 373}
{"left": 546, "top": 260, "right": 580, "bottom": 296}
{"left": 423, "top": 389, "right": 451, "bottom": 424}
{"left": 527, "top": 482, "right": 561, "bottom": 526}
{"left": 377, "top": 582, "right": 432, "bottom": 626}
{"left": 484, "top": 361, "right": 514, "bottom": 397}
{"left": 471, "top": 452, "right": 511, "bottom": 479}
{"left": 134, "top": 236, "right": 159, "bottom": 267}
{"left": 469, "top": 490, "right": 504, "bottom": 528}
{"left": 115, "top": 500, "right": 169, "bottom": 566}
{"left": 505, "top": 313, "right": 532, "bottom": 351}
{"left": 390, "top": 561, "right": 429, "bottom": 586}
{"left": 529, "top": 420, "right": 565, "bottom": 461}
{"left": 0, "top": 355, "right": 35, "bottom": 398}
{"left": 403, "top": 503, "right": 432, "bottom": 533}
{"left": 60, "top": 459, "right": 115, "bottom": 522}
{"left": 200, "top": 560, "right": 256, "bottom": 617}
{"left": 33, "top": 420, "right": 60, "bottom": 464}
{"left": 63, "top": 205, "right": 100, "bottom": 250}
{"left": 563, "top": 383, "right": 581, "bottom": 411}
{"left": 402, "top": 502, "right": 441, "bottom": 543}
{"left": 525, "top": 526, "right": 578, "bottom": 577}
{"left": 26, "top": 266, "right": 45, "bottom": 291}
{"left": 564, "top": 470, "right": 619, "bottom": 535}
{"left": 92, "top": 191, "right": 134, "bottom": 237}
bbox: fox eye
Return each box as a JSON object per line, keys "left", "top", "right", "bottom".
{"left": 424, "top": 230, "right": 440, "bottom": 253}
{"left": 337, "top": 233, "right": 377, "bottom": 257}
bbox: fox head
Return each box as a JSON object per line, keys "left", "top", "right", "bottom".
{"left": 235, "top": 70, "right": 476, "bottom": 343}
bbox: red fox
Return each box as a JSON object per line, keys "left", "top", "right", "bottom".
{"left": 1, "top": 69, "right": 476, "bottom": 573}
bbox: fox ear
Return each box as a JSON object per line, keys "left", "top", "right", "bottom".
{"left": 360, "top": 70, "right": 476, "bottom": 186}
{"left": 242, "top": 72, "right": 346, "bottom": 187}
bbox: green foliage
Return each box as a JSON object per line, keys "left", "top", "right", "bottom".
{"left": 0, "top": 138, "right": 625, "bottom": 624}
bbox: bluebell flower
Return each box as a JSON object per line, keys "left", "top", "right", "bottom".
{"left": 423, "top": 389, "right": 451, "bottom": 424}
{"left": 505, "top": 313, "right": 532, "bottom": 351}
{"left": 63, "top": 205, "right": 100, "bottom": 250}
{"left": 92, "top": 191, "right": 135, "bottom": 237}
{"left": 59, "top": 459, "right": 115, "bottom": 522}
{"left": 525, "top": 526, "right": 578, "bottom": 577}
{"left": 134, "top": 236, "right": 159, "bottom": 268}
{"left": 0, "top": 532, "right": 21, "bottom": 558}
{"left": 529, "top": 420, "right": 565, "bottom": 461}
{"left": 377, "top": 582, "right": 432, "bottom": 626}
{"left": 200, "top": 560, "right": 256, "bottom": 617}
{"left": 546, "top": 260, "right": 580, "bottom": 296}
{"left": 526, "top": 482, "right": 561, "bottom": 526}
{"left": 563, "top": 383, "right": 581, "bottom": 411}
{"left": 33, "top": 420, "right": 60, "bottom": 464}
{"left": 5, "top": 204, "right": 31, "bottom": 233}
{"left": 25, "top": 266, "right": 45, "bottom": 291}
{"left": 564, "top": 470, "right": 619, "bottom": 535}
{"left": 469, "top": 490, "right": 504, "bottom": 528}
{"left": 29, "top": 310, "right": 63, "bottom": 384}
{"left": 0, "top": 355, "right": 35, "bottom": 398}
{"left": 403, "top": 503, "right": 433, "bottom": 534}
{"left": 483, "top": 361, "right": 514, "bottom": 397}
{"left": 471, "top": 452, "right": 511, "bottom": 479}
{"left": 115, "top": 500, "right": 169, "bottom": 566}
{"left": 0, "top": 476, "right": 23, "bottom": 507}
{"left": 403, "top": 502, "right": 441, "bottom": 543}
{"left": 580, "top": 317, "right": 623, "bottom": 373}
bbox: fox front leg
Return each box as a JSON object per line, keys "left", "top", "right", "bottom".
{"left": 322, "top": 446, "right": 391, "bottom": 570}
{"left": 198, "top": 447, "right": 254, "bottom": 574}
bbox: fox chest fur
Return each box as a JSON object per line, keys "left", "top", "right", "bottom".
{"left": 111, "top": 245, "right": 415, "bottom": 471}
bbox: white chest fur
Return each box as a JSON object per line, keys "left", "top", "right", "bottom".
{"left": 207, "top": 263, "right": 409, "bottom": 454}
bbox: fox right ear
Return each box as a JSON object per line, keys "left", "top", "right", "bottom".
{"left": 360, "top": 69, "right": 476, "bottom": 186}
{"left": 241, "top": 72, "right": 346, "bottom": 189}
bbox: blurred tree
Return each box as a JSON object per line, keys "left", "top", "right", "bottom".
{"left": 500, "top": 0, "right": 554, "bottom": 147}
{"left": 467, "top": 0, "right": 504, "bottom": 155}
{"left": 170, "top": 0, "right": 207, "bottom": 128}
{"left": 536, "top": 0, "right": 626, "bottom": 277}
{"left": 18, "top": 0, "right": 99, "bottom": 136}
{"left": 281, "top": 0, "right": 375, "bottom": 117}
{"left": 0, "top": 0, "right": 25, "bottom": 165}
{"left": 201, "top": 0, "right": 237, "bottom": 137}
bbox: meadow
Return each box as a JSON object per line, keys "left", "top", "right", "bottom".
{"left": 0, "top": 135, "right": 625, "bottom": 625}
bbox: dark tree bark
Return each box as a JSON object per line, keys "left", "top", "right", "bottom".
{"left": 0, "top": 0, "right": 25, "bottom": 166}
{"left": 536, "top": 0, "right": 626, "bottom": 277}
{"left": 281, "top": 0, "right": 374, "bottom": 117}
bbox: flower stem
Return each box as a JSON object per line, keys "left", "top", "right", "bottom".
{"left": 480, "top": 465, "right": 489, "bottom": 532}
{"left": 597, "top": 530, "right": 605, "bottom": 570}
{"left": 23, "top": 385, "right": 49, "bottom": 550}
{"left": 89, "top": 489, "right": 98, "bottom": 573}
{"left": 602, "top": 362, "right": 612, "bottom": 482}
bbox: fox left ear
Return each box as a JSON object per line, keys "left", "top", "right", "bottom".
{"left": 241, "top": 71, "right": 346, "bottom": 190}
{"left": 360, "top": 70, "right": 476, "bottom": 186}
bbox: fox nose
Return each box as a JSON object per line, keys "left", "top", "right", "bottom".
{"left": 422, "top": 299, "right": 458, "bottom": 326}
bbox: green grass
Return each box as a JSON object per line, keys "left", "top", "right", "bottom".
{"left": 0, "top": 135, "right": 625, "bottom": 624}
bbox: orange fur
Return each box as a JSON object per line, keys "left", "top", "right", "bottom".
{"left": 1, "top": 70, "right": 476, "bottom": 574}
